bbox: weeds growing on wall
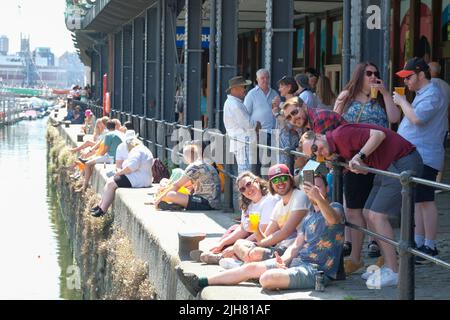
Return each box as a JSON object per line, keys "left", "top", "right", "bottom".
{"left": 46, "top": 123, "right": 155, "bottom": 300}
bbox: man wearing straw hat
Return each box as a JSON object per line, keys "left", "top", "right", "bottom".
{"left": 223, "top": 76, "right": 261, "bottom": 174}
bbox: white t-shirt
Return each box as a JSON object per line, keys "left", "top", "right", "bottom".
{"left": 270, "top": 188, "right": 310, "bottom": 247}
{"left": 115, "top": 142, "right": 128, "bottom": 163}
{"left": 123, "top": 144, "right": 154, "bottom": 188}
{"left": 241, "top": 194, "right": 280, "bottom": 230}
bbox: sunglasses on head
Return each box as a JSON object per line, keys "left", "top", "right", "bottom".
{"left": 239, "top": 179, "right": 254, "bottom": 193}
{"left": 271, "top": 175, "right": 289, "bottom": 185}
{"left": 365, "top": 70, "right": 380, "bottom": 78}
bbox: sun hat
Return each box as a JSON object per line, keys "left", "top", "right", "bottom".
{"left": 124, "top": 130, "right": 139, "bottom": 143}
{"left": 226, "top": 76, "right": 252, "bottom": 93}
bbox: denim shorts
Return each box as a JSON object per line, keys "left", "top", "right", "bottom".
{"left": 265, "top": 258, "right": 330, "bottom": 290}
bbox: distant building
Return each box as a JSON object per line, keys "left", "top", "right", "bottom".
{"left": 33, "top": 47, "right": 55, "bottom": 67}
{"left": 0, "top": 36, "right": 9, "bottom": 56}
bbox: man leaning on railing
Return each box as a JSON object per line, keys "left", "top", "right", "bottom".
{"left": 301, "top": 123, "right": 423, "bottom": 289}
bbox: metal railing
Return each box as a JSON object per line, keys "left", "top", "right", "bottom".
{"left": 84, "top": 103, "right": 450, "bottom": 300}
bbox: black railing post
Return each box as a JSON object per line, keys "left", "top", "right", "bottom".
{"left": 223, "top": 135, "right": 233, "bottom": 212}
{"left": 160, "top": 121, "right": 167, "bottom": 163}
{"left": 332, "top": 162, "right": 343, "bottom": 204}
{"left": 398, "top": 170, "right": 415, "bottom": 300}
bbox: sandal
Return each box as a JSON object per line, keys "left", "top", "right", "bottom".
{"left": 367, "top": 240, "right": 381, "bottom": 258}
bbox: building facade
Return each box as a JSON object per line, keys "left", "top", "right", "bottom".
{"left": 67, "top": 0, "right": 450, "bottom": 129}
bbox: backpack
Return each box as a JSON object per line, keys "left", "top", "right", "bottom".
{"left": 211, "top": 162, "right": 225, "bottom": 192}
{"left": 152, "top": 158, "right": 170, "bottom": 183}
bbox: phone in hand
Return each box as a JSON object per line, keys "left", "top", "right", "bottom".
{"left": 303, "top": 170, "right": 315, "bottom": 186}
{"left": 106, "top": 170, "right": 115, "bottom": 178}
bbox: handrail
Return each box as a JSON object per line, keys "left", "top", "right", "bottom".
{"left": 85, "top": 104, "right": 450, "bottom": 299}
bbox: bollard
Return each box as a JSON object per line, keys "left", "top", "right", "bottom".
{"left": 77, "top": 133, "right": 84, "bottom": 142}
{"left": 178, "top": 232, "right": 206, "bottom": 259}
{"left": 398, "top": 170, "right": 415, "bottom": 300}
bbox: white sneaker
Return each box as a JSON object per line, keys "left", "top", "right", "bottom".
{"left": 361, "top": 265, "right": 385, "bottom": 280}
{"left": 366, "top": 266, "right": 398, "bottom": 289}
{"left": 219, "top": 258, "right": 243, "bottom": 270}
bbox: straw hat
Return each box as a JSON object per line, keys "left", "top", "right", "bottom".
{"left": 226, "top": 76, "right": 252, "bottom": 93}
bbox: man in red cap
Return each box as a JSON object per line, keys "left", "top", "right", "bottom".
{"left": 394, "top": 57, "right": 448, "bottom": 263}
{"left": 218, "top": 164, "right": 309, "bottom": 269}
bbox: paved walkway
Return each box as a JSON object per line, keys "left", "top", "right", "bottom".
{"left": 180, "top": 147, "right": 450, "bottom": 300}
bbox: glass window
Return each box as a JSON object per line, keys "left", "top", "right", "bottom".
{"left": 418, "top": 0, "right": 432, "bottom": 61}
{"left": 443, "top": 0, "right": 450, "bottom": 41}
{"left": 297, "top": 28, "right": 304, "bottom": 60}
{"left": 400, "top": 0, "right": 412, "bottom": 67}
{"left": 320, "top": 19, "right": 326, "bottom": 71}
{"left": 309, "top": 21, "right": 315, "bottom": 67}
{"left": 331, "top": 20, "right": 342, "bottom": 56}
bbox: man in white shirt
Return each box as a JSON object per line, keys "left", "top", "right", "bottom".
{"left": 244, "top": 69, "right": 278, "bottom": 135}
{"left": 223, "top": 76, "right": 261, "bottom": 174}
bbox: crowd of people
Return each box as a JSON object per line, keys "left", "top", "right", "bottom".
{"left": 65, "top": 56, "right": 449, "bottom": 295}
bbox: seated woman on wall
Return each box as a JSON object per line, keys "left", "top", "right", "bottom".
{"left": 81, "top": 109, "right": 96, "bottom": 135}
{"left": 90, "top": 134, "right": 154, "bottom": 217}
{"left": 70, "top": 116, "right": 109, "bottom": 155}
{"left": 154, "top": 141, "right": 221, "bottom": 211}
{"left": 191, "top": 171, "right": 279, "bottom": 265}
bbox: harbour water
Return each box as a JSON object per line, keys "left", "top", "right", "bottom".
{"left": 0, "top": 118, "right": 81, "bottom": 299}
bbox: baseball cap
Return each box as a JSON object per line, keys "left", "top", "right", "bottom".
{"left": 84, "top": 109, "right": 93, "bottom": 117}
{"left": 268, "top": 164, "right": 292, "bottom": 181}
{"left": 395, "top": 57, "right": 430, "bottom": 78}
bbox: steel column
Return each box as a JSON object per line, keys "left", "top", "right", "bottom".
{"left": 133, "top": 17, "right": 145, "bottom": 116}
{"left": 215, "top": 0, "right": 238, "bottom": 132}
{"left": 265, "top": 0, "right": 294, "bottom": 88}
{"left": 398, "top": 171, "right": 415, "bottom": 300}
{"left": 207, "top": 0, "right": 217, "bottom": 129}
{"left": 114, "top": 31, "right": 122, "bottom": 111}
{"left": 342, "top": 0, "right": 351, "bottom": 85}
{"left": 122, "top": 24, "right": 133, "bottom": 113}
{"left": 160, "top": 0, "right": 177, "bottom": 123}
{"left": 146, "top": 5, "right": 160, "bottom": 119}
{"left": 184, "top": 0, "right": 202, "bottom": 125}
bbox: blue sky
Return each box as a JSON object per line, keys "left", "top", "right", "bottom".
{"left": 0, "top": 0, "right": 76, "bottom": 57}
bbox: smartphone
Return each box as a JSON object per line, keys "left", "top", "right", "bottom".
{"left": 106, "top": 170, "right": 115, "bottom": 178}
{"left": 303, "top": 170, "right": 315, "bottom": 186}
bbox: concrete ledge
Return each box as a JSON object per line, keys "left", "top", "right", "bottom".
{"left": 52, "top": 114, "right": 351, "bottom": 300}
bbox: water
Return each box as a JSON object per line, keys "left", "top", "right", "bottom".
{"left": 0, "top": 118, "right": 81, "bottom": 299}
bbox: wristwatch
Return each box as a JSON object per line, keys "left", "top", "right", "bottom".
{"left": 357, "top": 151, "right": 366, "bottom": 160}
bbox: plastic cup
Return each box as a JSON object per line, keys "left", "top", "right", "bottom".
{"left": 316, "top": 155, "right": 325, "bottom": 163}
{"left": 370, "top": 86, "right": 378, "bottom": 99}
{"left": 178, "top": 186, "right": 190, "bottom": 195}
{"left": 248, "top": 212, "right": 260, "bottom": 232}
{"left": 394, "top": 87, "right": 405, "bottom": 96}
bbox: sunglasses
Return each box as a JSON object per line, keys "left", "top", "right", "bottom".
{"left": 239, "top": 179, "right": 254, "bottom": 193}
{"left": 404, "top": 73, "right": 417, "bottom": 81}
{"left": 285, "top": 108, "right": 299, "bottom": 121}
{"left": 365, "top": 70, "right": 380, "bottom": 78}
{"left": 271, "top": 175, "right": 289, "bottom": 185}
